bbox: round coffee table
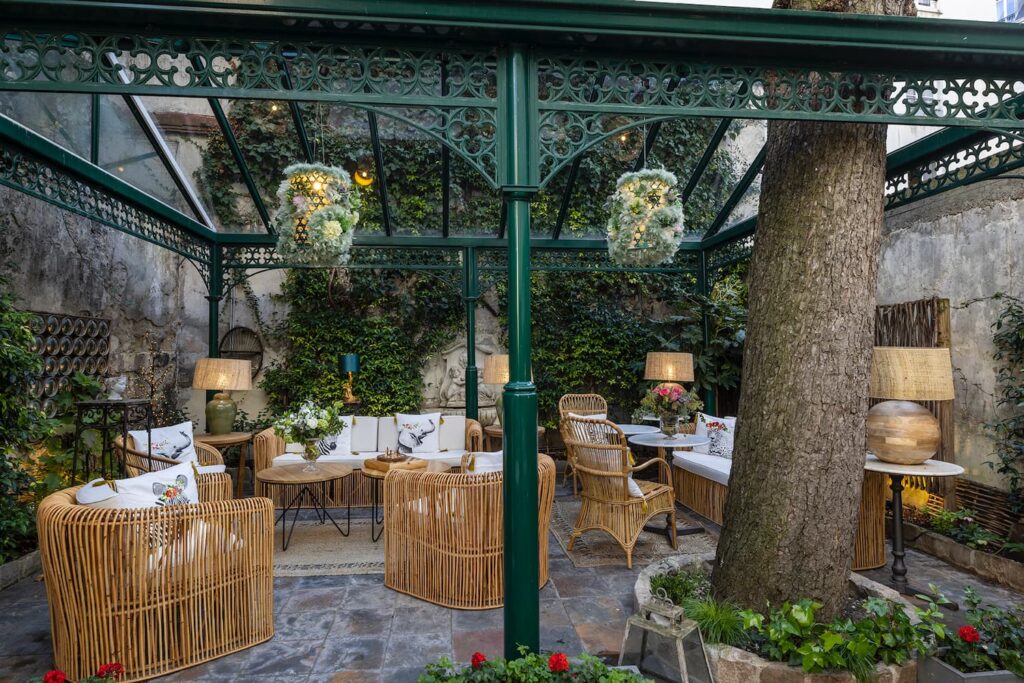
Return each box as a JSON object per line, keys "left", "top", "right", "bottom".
{"left": 256, "top": 463, "right": 353, "bottom": 551}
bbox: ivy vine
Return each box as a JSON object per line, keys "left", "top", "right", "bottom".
{"left": 988, "top": 293, "right": 1024, "bottom": 514}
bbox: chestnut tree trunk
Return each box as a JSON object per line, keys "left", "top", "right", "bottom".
{"left": 711, "top": 0, "right": 916, "bottom": 619}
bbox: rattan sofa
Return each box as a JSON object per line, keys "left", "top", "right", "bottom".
{"left": 253, "top": 414, "right": 483, "bottom": 508}
{"left": 37, "top": 485, "right": 274, "bottom": 682}
{"left": 383, "top": 453, "right": 556, "bottom": 609}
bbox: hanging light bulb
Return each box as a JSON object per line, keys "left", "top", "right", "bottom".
{"left": 354, "top": 169, "right": 374, "bottom": 187}
{"left": 270, "top": 103, "right": 279, "bottom": 112}
{"left": 619, "top": 132, "right": 629, "bottom": 143}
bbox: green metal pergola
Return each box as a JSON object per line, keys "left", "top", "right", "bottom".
{"left": 3, "top": 0, "right": 1024, "bottom": 658}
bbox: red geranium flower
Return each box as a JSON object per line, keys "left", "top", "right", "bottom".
{"left": 96, "top": 662, "right": 125, "bottom": 679}
{"left": 548, "top": 652, "right": 570, "bottom": 673}
{"left": 42, "top": 671, "right": 67, "bottom": 683}
{"left": 958, "top": 625, "right": 981, "bottom": 643}
{"left": 471, "top": 652, "right": 486, "bottom": 669}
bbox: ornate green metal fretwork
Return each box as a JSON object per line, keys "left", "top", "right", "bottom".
{"left": 886, "top": 130, "right": 1024, "bottom": 210}
{"left": 221, "top": 244, "right": 463, "bottom": 271}
{"left": 478, "top": 245, "right": 700, "bottom": 274}
{"left": 705, "top": 234, "right": 754, "bottom": 286}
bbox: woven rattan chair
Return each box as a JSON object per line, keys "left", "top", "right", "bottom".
{"left": 384, "top": 453, "right": 556, "bottom": 609}
{"left": 114, "top": 435, "right": 232, "bottom": 502}
{"left": 558, "top": 393, "right": 608, "bottom": 493}
{"left": 562, "top": 415, "right": 677, "bottom": 568}
{"left": 37, "top": 487, "right": 275, "bottom": 682}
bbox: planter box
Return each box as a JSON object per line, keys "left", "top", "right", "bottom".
{"left": 707, "top": 643, "right": 916, "bottom": 683}
{"left": 903, "top": 521, "right": 1024, "bottom": 594}
{"left": 0, "top": 549, "right": 40, "bottom": 591}
{"left": 920, "top": 656, "right": 1020, "bottom": 683}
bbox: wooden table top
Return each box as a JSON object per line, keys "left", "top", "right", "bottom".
{"left": 484, "top": 424, "right": 546, "bottom": 437}
{"left": 362, "top": 458, "right": 427, "bottom": 478}
{"left": 194, "top": 431, "right": 254, "bottom": 447}
{"left": 255, "top": 463, "right": 353, "bottom": 485}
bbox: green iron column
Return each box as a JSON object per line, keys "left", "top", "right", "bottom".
{"left": 463, "top": 246, "right": 480, "bottom": 421}
{"left": 499, "top": 45, "right": 539, "bottom": 659}
{"left": 205, "top": 246, "right": 224, "bottom": 414}
{"left": 697, "top": 250, "right": 717, "bottom": 415}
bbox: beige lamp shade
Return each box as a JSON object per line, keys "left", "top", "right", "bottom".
{"left": 192, "top": 358, "right": 252, "bottom": 391}
{"left": 643, "top": 352, "right": 694, "bottom": 383}
{"left": 482, "top": 354, "right": 509, "bottom": 385}
{"left": 869, "top": 347, "right": 954, "bottom": 401}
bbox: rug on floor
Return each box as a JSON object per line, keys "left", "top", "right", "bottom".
{"left": 550, "top": 494, "right": 718, "bottom": 568}
{"left": 273, "top": 519, "right": 384, "bottom": 576}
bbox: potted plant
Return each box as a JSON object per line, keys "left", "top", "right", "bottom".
{"left": 636, "top": 384, "right": 703, "bottom": 437}
{"left": 272, "top": 400, "right": 347, "bottom": 472}
{"left": 921, "top": 587, "right": 1024, "bottom": 682}
{"left": 419, "top": 648, "right": 651, "bottom": 681}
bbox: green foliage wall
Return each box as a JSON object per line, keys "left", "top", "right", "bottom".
{"left": 988, "top": 294, "right": 1024, "bottom": 514}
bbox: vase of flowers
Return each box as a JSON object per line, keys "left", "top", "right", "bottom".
{"left": 273, "top": 401, "right": 347, "bottom": 472}
{"left": 638, "top": 384, "right": 703, "bottom": 438}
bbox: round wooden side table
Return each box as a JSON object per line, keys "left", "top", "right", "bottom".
{"left": 255, "top": 463, "right": 353, "bottom": 551}
{"left": 362, "top": 458, "right": 427, "bottom": 542}
{"left": 483, "top": 423, "right": 546, "bottom": 451}
{"left": 194, "top": 431, "right": 254, "bottom": 499}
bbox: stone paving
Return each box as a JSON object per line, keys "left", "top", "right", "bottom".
{"left": 1, "top": 499, "right": 1021, "bottom": 683}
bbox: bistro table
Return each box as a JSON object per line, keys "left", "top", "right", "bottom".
{"left": 255, "top": 463, "right": 353, "bottom": 551}
{"left": 194, "top": 431, "right": 254, "bottom": 498}
{"left": 627, "top": 432, "right": 711, "bottom": 536}
{"left": 616, "top": 423, "right": 660, "bottom": 436}
{"left": 864, "top": 454, "right": 964, "bottom": 603}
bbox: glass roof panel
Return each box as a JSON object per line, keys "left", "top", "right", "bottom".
{"left": 319, "top": 105, "right": 381, "bottom": 235}
{"left": 686, "top": 119, "right": 765, "bottom": 235}
{"left": 448, "top": 151, "right": 500, "bottom": 236}
{"left": 0, "top": 91, "right": 91, "bottom": 159}
{"left": 376, "top": 112, "right": 443, "bottom": 236}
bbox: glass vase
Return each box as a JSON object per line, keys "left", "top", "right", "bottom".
{"left": 658, "top": 414, "right": 680, "bottom": 438}
{"left": 302, "top": 438, "right": 322, "bottom": 472}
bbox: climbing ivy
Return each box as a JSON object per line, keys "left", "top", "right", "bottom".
{"left": 988, "top": 293, "right": 1024, "bottom": 514}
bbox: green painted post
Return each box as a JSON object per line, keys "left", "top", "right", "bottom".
{"left": 499, "top": 45, "right": 539, "bottom": 659}
{"left": 205, "top": 247, "right": 224, "bottom": 421}
{"left": 463, "top": 246, "right": 480, "bottom": 421}
{"left": 698, "top": 250, "right": 717, "bottom": 415}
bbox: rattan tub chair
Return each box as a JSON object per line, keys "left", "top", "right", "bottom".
{"left": 114, "top": 435, "right": 232, "bottom": 502}
{"left": 384, "top": 453, "right": 556, "bottom": 609}
{"left": 558, "top": 393, "right": 608, "bottom": 493}
{"left": 562, "top": 415, "right": 677, "bottom": 568}
{"left": 37, "top": 487, "right": 275, "bottom": 682}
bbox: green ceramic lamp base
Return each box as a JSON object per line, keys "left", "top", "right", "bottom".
{"left": 206, "top": 392, "right": 237, "bottom": 435}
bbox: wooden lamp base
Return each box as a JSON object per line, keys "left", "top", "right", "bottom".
{"left": 866, "top": 400, "right": 940, "bottom": 465}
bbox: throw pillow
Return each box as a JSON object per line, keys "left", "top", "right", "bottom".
{"left": 128, "top": 421, "right": 198, "bottom": 467}
{"left": 316, "top": 415, "right": 353, "bottom": 456}
{"left": 568, "top": 412, "right": 607, "bottom": 421}
{"left": 396, "top": 412, "right": 442, "bottom": 454}
{"left": 76, "top": 461, "right": 199, "bottom": 509}
{"left": 465, "top": 451, "right": 503, "bottom": 473}
{"left": 694, "top": 412, "right": 736, "bottom": 459}
{"left": 627, "top": 474, "right": 644, "bottom": 498}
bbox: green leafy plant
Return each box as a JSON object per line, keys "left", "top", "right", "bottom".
{"left": 28, "top": 372, "right": 104, "bottom": 499}
{"left": 939, "top": 586, "right": 1024, "bottom": 677}
{"left": 418, "top": 647, "right": 651, "bottom": 682}
{"left": 987, "top": 293, "right": 1024, "bottom": 514}
{"left": 272, "top": 400, "right": 347, "bottom": 443}
{"left": 906, "top": 505, "right": 1021, "bottom": 559}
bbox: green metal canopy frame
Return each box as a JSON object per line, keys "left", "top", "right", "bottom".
{"left": 3, "top": 0, "right": 1024, "bottom": 659}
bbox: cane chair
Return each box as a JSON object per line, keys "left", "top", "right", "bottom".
{"left": 558, "top": 393, "right": 609, "bottom": 493}
{"left": 562, "top": 416, "right": 677, "bottom": 568}
{"left": 384, "top": 453, "right": 556, "bottom": 609}
{"left": 37, "top": 487, "right": 275, "bottom": 682}
{"left": 114, "top": 435, "right": 232, "bottom": 502}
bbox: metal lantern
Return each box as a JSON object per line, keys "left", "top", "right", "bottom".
{"left": 618, "top": 593, "right": 713, "bottom": 683}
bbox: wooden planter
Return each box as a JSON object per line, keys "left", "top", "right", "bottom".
{"left": 903, "top": 521, "right": 1024, "bottom": 593}
{"left": 920, "top": 656, "right": 1020, "bottom": 683}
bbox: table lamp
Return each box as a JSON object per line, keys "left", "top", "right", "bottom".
{"left": 644, "top": 352, "right": 695, "bottom": 392}
{"left": 868, "top": 347, "right": 954, "bottom": 465}
{"left": 340, "top": 353, "right": 360, "bottom": 404}
{"left": 192, "top": 358, "right": 252, "bottom": 435}
{"left": 483, "top": 353, "right": 509, "bottom": 427}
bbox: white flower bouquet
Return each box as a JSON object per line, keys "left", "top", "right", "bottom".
{"left": 272, "top": 400, "right": 347, "bottom": 470}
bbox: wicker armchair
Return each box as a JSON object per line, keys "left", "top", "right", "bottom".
{"left": 384, "top": 453, "right": 556, "bottom": 609}
{"left": 114, "top": 435, "right": 232, "bottom": 502}
{"left": 562, "top": 416, "right": 677, "bottom": 568}
{"left": 37, "top": 487, "right": 274, "bottom": 682}
{"left": 558, "top": 393, "right": 608, "bottom": 493}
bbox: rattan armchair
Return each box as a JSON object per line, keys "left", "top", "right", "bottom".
{"left": 384, "top": 453, "right": 556, "bottom": 609}
{"left": 37, "top": 487, "right": 274, "bottom": 682}
{"left": 114, "top": 435, "right": 232, "bottom": 502}
{"left": 562, "top": 416, "right": 677, "bottom": 568}
{"left": 558, "top": 393, "right": 608, "bottom": 493}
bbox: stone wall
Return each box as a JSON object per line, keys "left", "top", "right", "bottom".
{"left": 879, "top": 177, "right": 1024, "bottom": 491}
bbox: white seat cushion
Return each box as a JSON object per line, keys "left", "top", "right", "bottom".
{"left": 77, "top": 461, "right": 200, "bottom": 508}
{"left": 464, "top": 451, "right": 502, "bottom": 473}
{"left": 273, "top": 452, "right": 377, "bottom": 468}
{"left": 351, "top": 416, "right": 380, "bottom": 453}
{"left": 410, "top": 449, "right": 466, "bottom": 468}
{"left": 671, "top": 451, "right": 732, "bottom": 487}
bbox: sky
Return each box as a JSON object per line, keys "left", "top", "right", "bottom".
{"left": 637, "top": 0, "right": 997, "bottom": 22}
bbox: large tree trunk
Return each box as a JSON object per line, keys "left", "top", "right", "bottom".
{"left": 711, "top": 0, "right": 915, "bottom": 619}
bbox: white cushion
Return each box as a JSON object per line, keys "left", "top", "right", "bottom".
{"left": 317, "top": 415, "right": 353, "bottom": 456}
{"left": 671, "top": 451, "right": 732, "bottom": 487}
{"left": 148, "top": 519, "right": 244, "bottom": 572}
{"left": 396, "top": 412, "right": 442, "bottom": 454}
{"left": 465, "top": 451, "right": 502, "bottom": 473}
{"left": 273, "top": 451, "right": 377, "bottom": 468}
{"left": 694, "top": 413, "right": 737, "bottom": 458}
{"left": 128, "top": 421, "right": 198, "bottom": 467}
{"left": 411, "top": 449, "right": 466, "bottom": 468}
{"left": 351, "top": 416, "right": 380, "bottom": 453}
{"left": 196, "top": 464, "right": 226, "bottom": 475}
{"left": 438, "top": 415, "right": 466, "bottom": 451}
{"left": 568, "top": 412, "right": 607, "bottom": 421}
{"left": 76, "top": 462, "right": 199, "bottom": 508}
{"left": 627, "top": 475, "right": 644, "bottom": 498}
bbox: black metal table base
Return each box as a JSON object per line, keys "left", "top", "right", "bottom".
{"left": 370, "top": 476, "right": 385, "bottom": 542}
{"left": 888, "top": 474, "right": 958, "bottom": 610}
{"left": 274, "top": 482, "right": 351, "bottom": 551}
{"left": 642, "top": 516, "right": 705, "bottom": 541}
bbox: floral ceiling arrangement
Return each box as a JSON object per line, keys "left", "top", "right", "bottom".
{"left": 606, "top": 168, "right": 685, "bottom": 267}
{"left": 275, "top": 163, "right": 361, "bottom": 266}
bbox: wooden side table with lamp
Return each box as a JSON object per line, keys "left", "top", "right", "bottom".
{"left": 192, "top": 357, "right": 253, "bottom": 498}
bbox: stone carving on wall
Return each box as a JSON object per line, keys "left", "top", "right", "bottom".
{"left": 423, "top": 325, "right": 503, "bottom": 424}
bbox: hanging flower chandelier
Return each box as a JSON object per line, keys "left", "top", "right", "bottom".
{"left": 606, "top": 168, "right": 685, "bottom": 267}
{"left": 275, "top": 163, "right": 361, "bottom": 266}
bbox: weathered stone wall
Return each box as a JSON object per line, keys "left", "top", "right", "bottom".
{"left": 879, "top": 177, "right": 1024, "bottom": 491}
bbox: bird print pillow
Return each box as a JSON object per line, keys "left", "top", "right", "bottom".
{"left": 77, "top": 461, "right": 198, "bottom": 509}
{"left": 129, "top": 421, "right": 199, "bottom": 468}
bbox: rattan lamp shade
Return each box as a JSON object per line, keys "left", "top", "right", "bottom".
{"left": 192, "top": 358, "right": 252, "bottom": 391}
{"left": 869, "top": 347, "right": 954, "bottom": 401}
{"left": 482, "top": 354, "right": 509, "bottom": 385}
{"left": 643, "top": 352, "right": 694, "bottom": 383}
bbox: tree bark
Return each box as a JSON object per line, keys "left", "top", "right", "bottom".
{"left": 711, "top": 0, "right": 915, "bottom": 619}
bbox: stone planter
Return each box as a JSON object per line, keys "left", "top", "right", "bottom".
{"left": 903, "top": 521, "right": 1024, "bottom": 593}
{"left": 919, "top": 656, "right": 1021, "bottom": 683}
{"left": 0, "top": 549, "right": 40, "bottom": 591}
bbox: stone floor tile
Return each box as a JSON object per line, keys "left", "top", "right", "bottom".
{"left": 550, "top": 571, "right": 609, "bottom": 598}
{"left": 540, "top": 625, "right": 583, "bottom": 654}
{"left": 380, "top": 666, "right": 431, "bottom": 683}
{"left": 309, "top": 671, "right": 382, "bottom": 683}
{"left": 539, "top": 599, "right": 572, "bottom": 628}
{"left": 391, "top": 604, "right": 452, "bottom": 635}
{"left": 0, "top": 654, "right": 50, "bottom": 682}
{"left": 275, "top": 609, "right": 337, "bottom": 641}
{"left": 452, "top": 607, "right": 503, "bottom": 632}
{"left": 230, "top": 638, "right": 323, "bottom": 677}
{"left": 383, "top": 633, "right": 451, "bottom": 670}
{"left": 575, "top": 622, "right": 627, "bottom": 658}
{"left": 0, "top": 614, "right": 53, "bottom": 656}
{"left": 314, "top": 636, "right": 386, "bottom": 673}
{"left": 329, "top": 609, "right": 393, "bottom": 638}
{"left": 539, "top": 581, "right": 560, "bottom": 600}
{"left": 284, "top": 586, "right": 350, "bottom": 612}
{"left": 564, "top": 596, "right": 629, "bottom": 625}
{"left": 452, "top": 627, "right": 504, "bottom": 662}
{"left": 342, "top": 584, "right": 398, "bottom": 613}
{"left": 298, "top": 574, "right": 360, "bottom": 590}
